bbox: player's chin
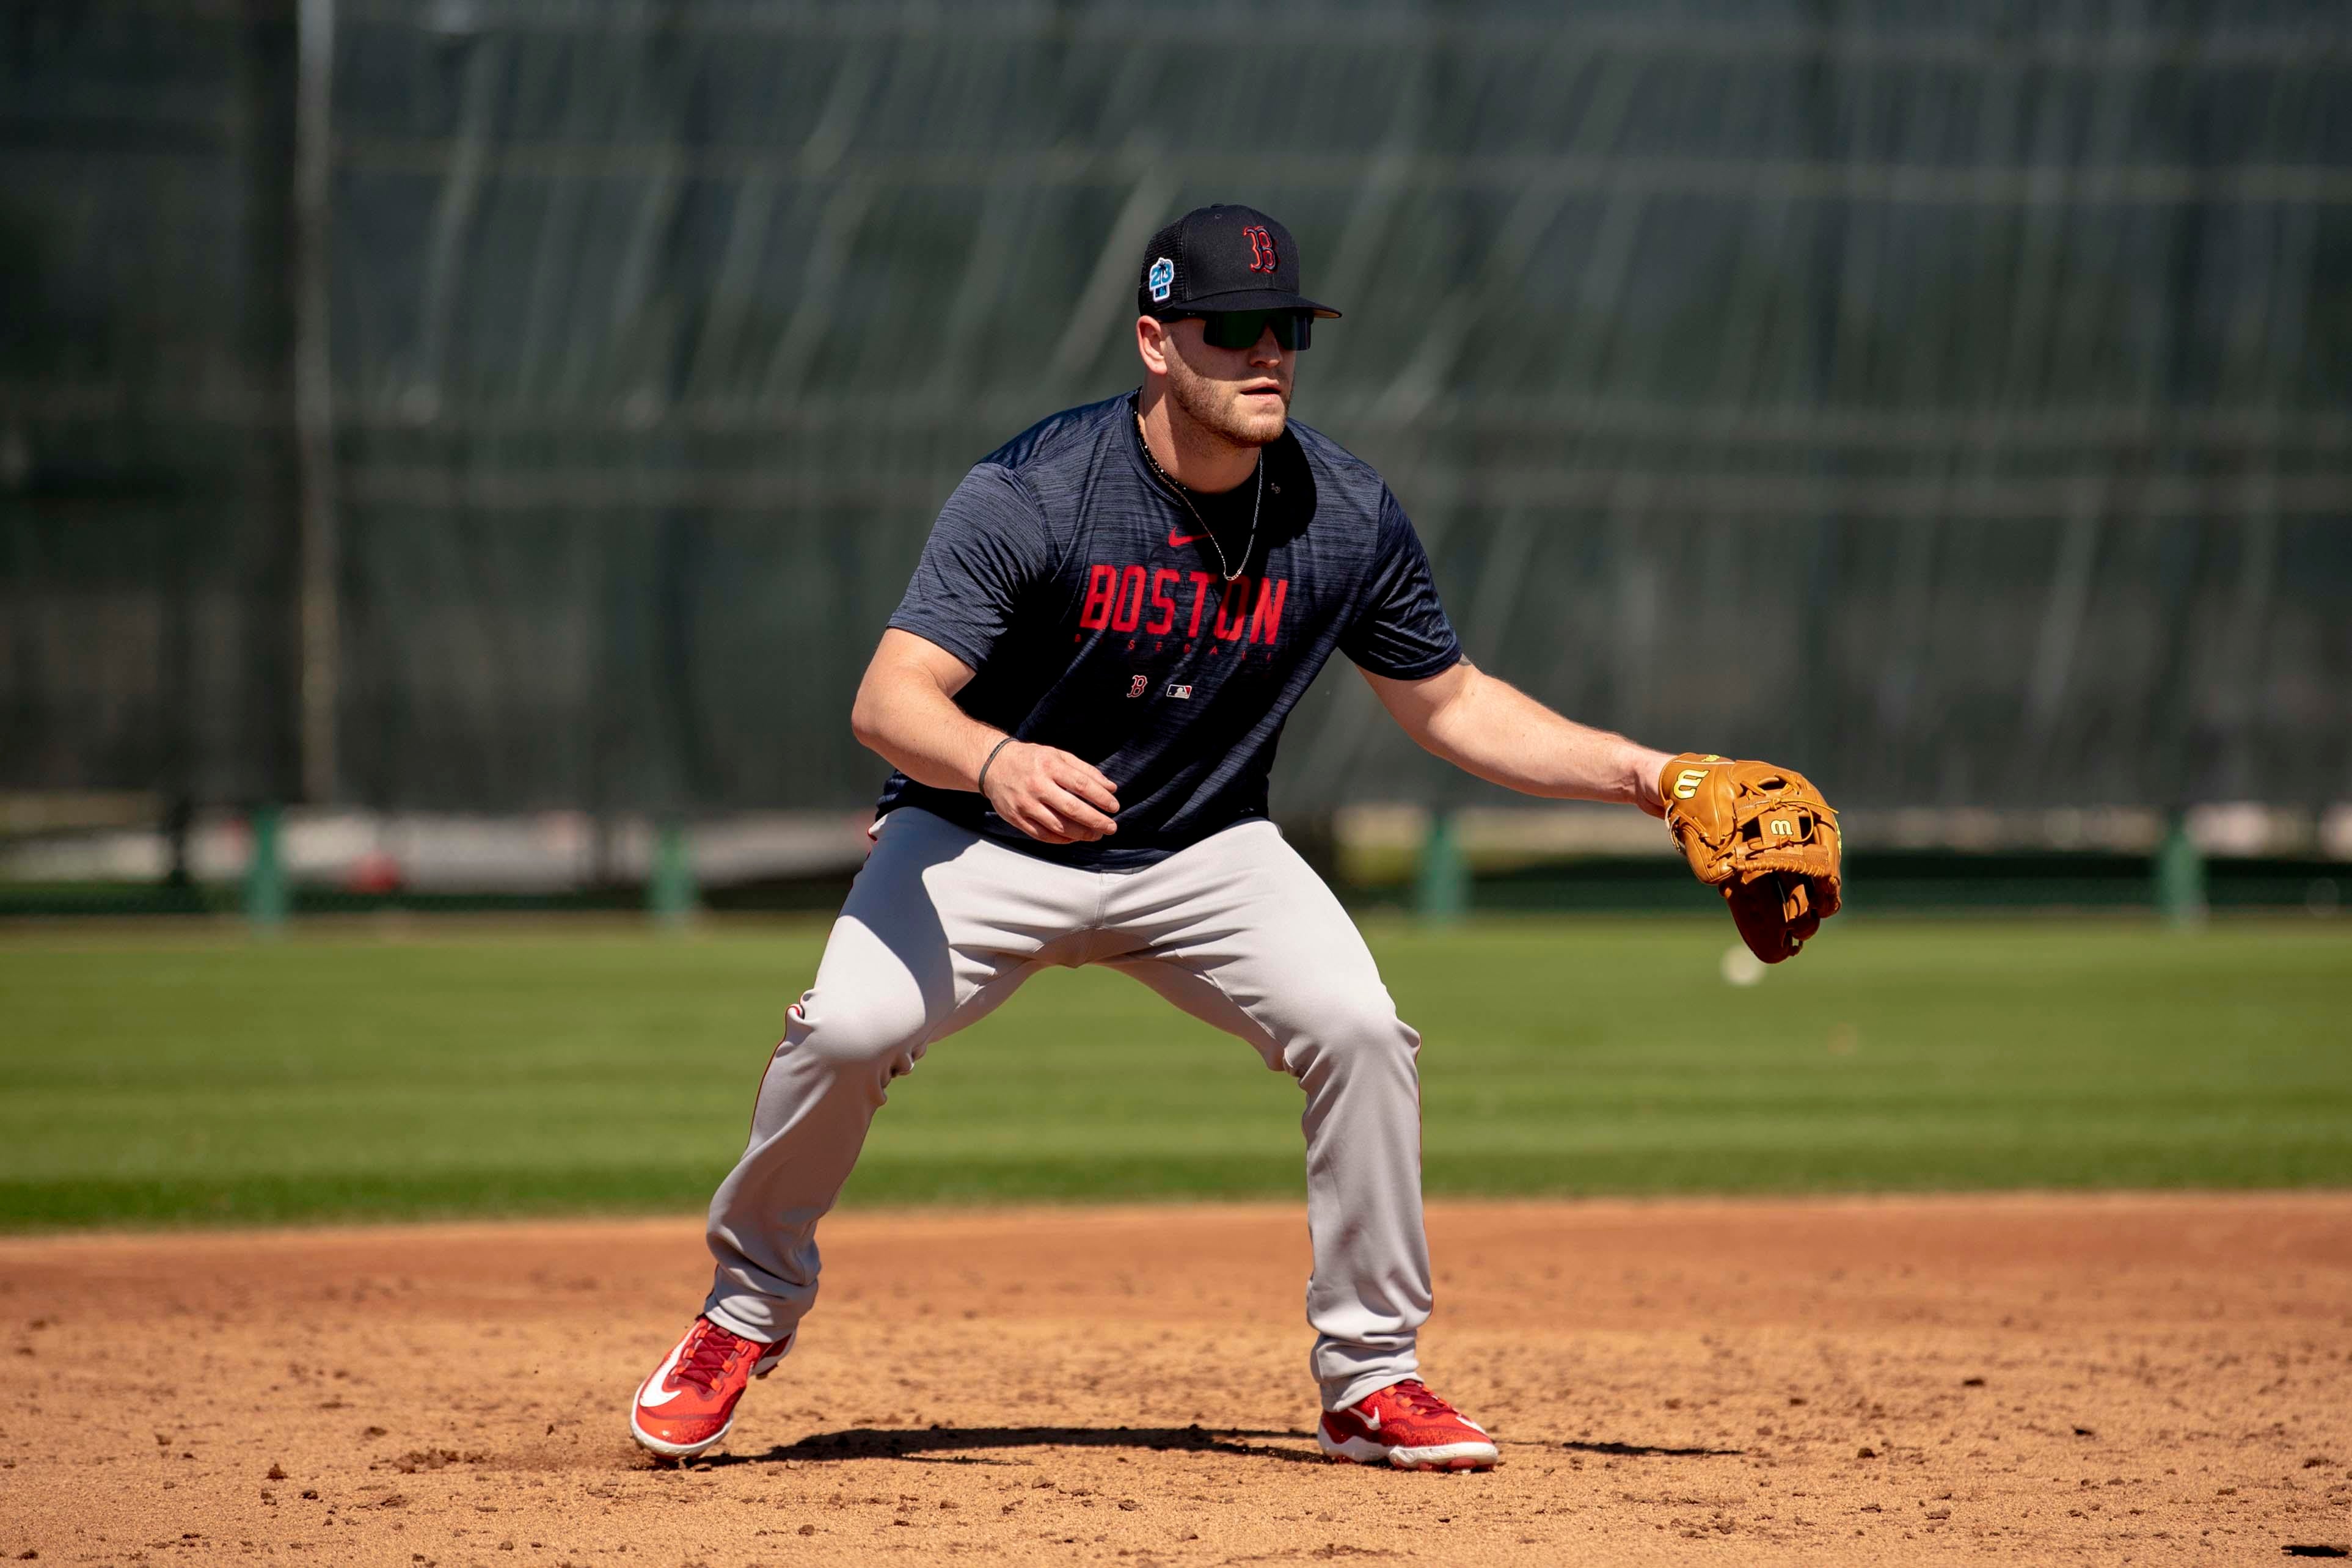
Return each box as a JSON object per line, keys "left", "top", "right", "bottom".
{"left": 1228, "top": 393, "right": 1288, "bottom": 443}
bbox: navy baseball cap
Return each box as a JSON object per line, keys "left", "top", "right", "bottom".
{"left": 1136, "top": 204, "right": 1341, "bottom": 321}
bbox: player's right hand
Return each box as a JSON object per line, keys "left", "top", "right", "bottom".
{"left": 981, "top": 742, "right": 1120, "bottom": 844}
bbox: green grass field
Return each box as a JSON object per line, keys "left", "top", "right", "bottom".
{"left": 2, "top": 916, "right": 2347, "bottom": 1230}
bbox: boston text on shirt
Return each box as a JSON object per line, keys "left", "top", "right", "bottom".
{"left": 1078, "top": 566, "right": 1288, "bottom": 644}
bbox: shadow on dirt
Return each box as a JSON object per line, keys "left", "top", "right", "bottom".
{"left": 689, "top": 1426, "right": 1750, "bottom": 1468}
{"left": 710, "top": 1423, "right": 1329, "bottom": 1467}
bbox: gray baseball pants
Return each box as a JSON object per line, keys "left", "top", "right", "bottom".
{"left": 701, "top": 805, "right": 1431, "bottom": 1411}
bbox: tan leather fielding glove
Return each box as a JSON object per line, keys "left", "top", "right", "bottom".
{"left": 1659, "top": 754, "right": 1842, "bottom": 963}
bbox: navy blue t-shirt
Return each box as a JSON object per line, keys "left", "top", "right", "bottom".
{"left": 877, "top": 391, "right": 1460, "bottom": 869}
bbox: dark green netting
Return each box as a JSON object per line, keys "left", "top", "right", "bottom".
{"left": 5, "top": 1, "right": 2348, "bottom": 814}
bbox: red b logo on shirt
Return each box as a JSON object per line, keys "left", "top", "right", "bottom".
{"left": 1243, "top": 225, "right": 1277, "bottom": 274}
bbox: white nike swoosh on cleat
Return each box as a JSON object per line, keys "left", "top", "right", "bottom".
{"left": 1360, "top": 1408, "right": 1380, "bottom": 1432}
{"left": 636, "top": 1343, "right": 688, "bottom": 1408}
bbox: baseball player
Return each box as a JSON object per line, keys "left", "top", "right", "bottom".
{"left": 629, "top": 204, "right": 1840, "bottom": 1470}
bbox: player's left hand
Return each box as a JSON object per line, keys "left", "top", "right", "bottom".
{"left": 1659, "top": 754, "right": 1842, "bottom": 963}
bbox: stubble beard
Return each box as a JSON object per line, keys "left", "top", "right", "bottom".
{"left": 1164, "top": 356, "right": 1288, "bottom": 451}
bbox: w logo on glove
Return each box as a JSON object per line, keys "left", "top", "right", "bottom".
{"left": 1659, "top": 754, "right": 1842, "bottom": 963}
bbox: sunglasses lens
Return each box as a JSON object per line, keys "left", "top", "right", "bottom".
{"left": 1201, "top": 312, "right": 1265, "bottom": 350}
{"left": 1199, "top": 312, "right": 1311, "bottom": 351}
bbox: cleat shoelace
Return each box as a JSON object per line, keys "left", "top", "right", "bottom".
{"left": 1373, "top": 1380, "right": 1466, "bottom": 1426}
{"left": 670, "top": 1324, "right": 750, "bottom": 1397}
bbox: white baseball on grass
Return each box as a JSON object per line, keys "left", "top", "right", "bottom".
{"left": 1720, "top": 944, "right": 1766, "bottom": 987}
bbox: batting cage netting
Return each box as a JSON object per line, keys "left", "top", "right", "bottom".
{"left": 5, "top": 1, "right": 2349, "bottom": 824}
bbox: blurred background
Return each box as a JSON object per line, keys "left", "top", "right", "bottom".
{"left": 5, "top": 0, "right": 2351, "bottom": 922}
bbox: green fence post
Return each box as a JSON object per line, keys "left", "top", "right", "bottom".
{"left": 649, "top": 819, "right": 698, "bottom": 928}
{"left": 1415, "top": 808, "right": 1469, "bottom": 925}
{"left": 2155, "top": 813, "right": 2207, "bottom": 928}
{"left": 244, "top": 804, "right": 288, "bottom": 930}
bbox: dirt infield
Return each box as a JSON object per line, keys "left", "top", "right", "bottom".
{"left": 2, "top": 1197, "right": 2348, "bottom": 1566}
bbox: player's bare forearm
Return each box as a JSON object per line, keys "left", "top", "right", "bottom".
{"left": 851, "top": 629, "right": 1120, "bottom": 844}
{"left": 849, "top": 630, "right": 1006, "bottom": 789}
{"left": 1360, "top": 661, "right": 1674, "bottom": 818}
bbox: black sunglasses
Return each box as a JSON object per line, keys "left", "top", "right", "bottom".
{"left": 1175, "top": 310, "right": 1315, "bottom": 352}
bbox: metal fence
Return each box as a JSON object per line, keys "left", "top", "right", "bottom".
{"left": 5, "top": 0, "right": 2350, "bottom": 822}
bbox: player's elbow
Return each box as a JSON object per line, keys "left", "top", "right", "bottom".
{"left": 848, "top": 679, "right": 891, "bottom": 756}
{"left": 852, "top": 633, "right": 974, "bottom": 759}
{"left": 848, "top": 655, "right": 904, "bottom": 755}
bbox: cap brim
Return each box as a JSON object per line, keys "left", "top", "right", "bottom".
{"left": 1155, "top": 288, "right": 1342, "bottom": 319}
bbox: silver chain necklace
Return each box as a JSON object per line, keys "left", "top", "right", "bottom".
{"left": 1137, "top": 414, "right": 1261, "bottom": 583}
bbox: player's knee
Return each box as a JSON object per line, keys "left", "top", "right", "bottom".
{"left": 790, "top": 995, "right": 930, "bottom": 1077}
{"left": 1276, "top": 989, "right": 1419, "bottom": 1076}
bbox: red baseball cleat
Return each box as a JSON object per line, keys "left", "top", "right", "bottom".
{"left": 628, "top": 1316, "right": 789, "bottom": 1459}
{"left": 1317, "top": 1379, "right": 1499, "bottom": 1471}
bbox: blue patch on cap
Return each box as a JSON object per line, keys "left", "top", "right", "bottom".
{"left": 1147, "top": 257, "right": 1175, "bottom": 304}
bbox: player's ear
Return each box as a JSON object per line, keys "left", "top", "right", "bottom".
{"left": 1134, "top": 315, "right": 1172, "bottom": 378}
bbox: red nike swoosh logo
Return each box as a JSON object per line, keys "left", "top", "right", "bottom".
{"left": 1167, "top": 529, "right": 1211, "bottom": 547}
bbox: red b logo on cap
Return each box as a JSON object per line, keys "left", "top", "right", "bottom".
{"left": 1243, "top": 225, "right": 1278, "bottom": 274}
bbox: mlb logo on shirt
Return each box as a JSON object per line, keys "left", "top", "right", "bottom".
{"left": 1165, "top": 683, "right": 1194, "bottom": 700}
